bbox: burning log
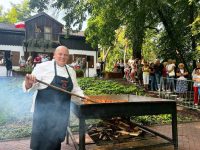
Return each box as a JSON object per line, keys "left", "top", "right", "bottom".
{"left": 87, "top": 117, "right": 143, "bottom": 143}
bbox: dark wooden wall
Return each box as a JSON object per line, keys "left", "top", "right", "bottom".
{"left": 26, "top": 15, "right": 62, "bottom": 41}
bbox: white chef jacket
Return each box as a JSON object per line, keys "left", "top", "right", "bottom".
{"left": 22, "top": 59, "right": 84, "bottom": 112}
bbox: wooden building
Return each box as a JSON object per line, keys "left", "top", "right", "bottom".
{"left": 0, "top": 12, "right": 98, "bottom": 76}
{"left": 0, "top": 23, "right": 25, "bottom": 66}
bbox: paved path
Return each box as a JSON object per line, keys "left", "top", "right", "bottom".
{"left": 0, "top": 66, "right": 19, "bottom": 76}
{"left": 0, "top": 66, "right": 6, "bottom": 76}
{"left": 1, "top": 122, "right": 200, "bottom": 150}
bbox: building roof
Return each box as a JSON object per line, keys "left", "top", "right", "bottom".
{"left": 0, "top": 23, "right": 25, "bottom": 46}
{"left": 25, "top": 12, "right": 63, "bottom": 27}
{"left": 0, "top": 23, "right": 25, "bottom": 32}
{"left": 59, "top": 34, "right": 97, "bottom": 51}
{"left": 0, "top": 31, "right": 25, "bottom": 46}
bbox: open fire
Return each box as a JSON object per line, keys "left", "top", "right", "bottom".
{"left": 87, "top": 117, "right": 143, "bottom": 145}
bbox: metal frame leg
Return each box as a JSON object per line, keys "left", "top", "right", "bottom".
{"left": 79, "top": 118, "right": 86, "bottom": 150}
{"left": 172, "top": 109, "right": 178, "bottom": 149}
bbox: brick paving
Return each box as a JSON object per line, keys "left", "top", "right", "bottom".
{"left": 0, "top": 66, "right": 7, "bottom": 76}
{"left": 0, "top": 138, "right": 75, "bottom": 150}
{"left": 1, "top": 122, "right": 200, "bottom": 150}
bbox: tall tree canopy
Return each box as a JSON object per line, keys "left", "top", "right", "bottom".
{"left": 29, "top": 0, "right": 200, "bottom": 70}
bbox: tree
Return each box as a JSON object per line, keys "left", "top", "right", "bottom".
{"left": 153, "top": 0, "right": 199, "bottom": 71}
{"left": 0, "top": 0, "right": 31, "bottom": 23}
{"left": 0, "top": 5, "right": 4, "bottom": 22}
{"left": 104, "top": 27, "right": 132, "bottom": 71}
{"left": 29, "top": 0, "right": 200, "bottom": 69}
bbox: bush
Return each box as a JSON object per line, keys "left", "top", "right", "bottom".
{"left": 13, "top": 66, "right": 33, "bottom": 75}
{"left": 75, "top": 69, "right": 84, "bottom": 77}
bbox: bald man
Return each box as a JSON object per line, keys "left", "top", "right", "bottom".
{"left": 23, "top": 46, "right": 84, "bottom": 150}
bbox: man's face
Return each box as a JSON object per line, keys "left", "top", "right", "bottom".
{"left": 54, "top": 46, "right": 69, "bottom": 66}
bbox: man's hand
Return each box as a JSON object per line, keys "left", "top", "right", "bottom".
{"left": 25, "top": 74, "right": 36, "bottom": 90}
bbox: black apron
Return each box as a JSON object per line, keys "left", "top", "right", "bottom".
{"left": 30, "top": 62, "right": 73, "bottom": 150}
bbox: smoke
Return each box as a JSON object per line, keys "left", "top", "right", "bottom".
{"left": 0, "top": 77, "right": 33, "bottom": 122}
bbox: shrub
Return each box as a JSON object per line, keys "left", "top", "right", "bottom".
{"left": 75, "top": 69, "right": 84, "bottom": 77}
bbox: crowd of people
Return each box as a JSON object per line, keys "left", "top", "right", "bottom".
{"left": 69, "top": 57, "right": 87, "bottom": 75}
{"left": 114, "top": 58, "right": 200, "bottom": 107}
{"left": 19, "top": 54, "right": 51, "bottom": 70}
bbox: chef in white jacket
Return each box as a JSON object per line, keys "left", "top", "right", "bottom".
{"left": 23, "top": 45, "right": 84, "bottom": 150}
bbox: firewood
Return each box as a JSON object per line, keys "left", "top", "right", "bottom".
{"left": 99, "top": 133, "right": 103, "bottom": 139}
{"left": 116, "top": 130, "right": 142, "bottom": 136}
{"left": 119, "top": 121, "right": 130, "bottom": 128}
{"left": 118, "top": 125, "right": 128, "bottom": 131}
{"left": 102, "top": 135, "right": 107, "bottom": 140}
{"left": 116, "top": 130, "right": 130, "bottom": 135}
{"left": 129, "top": 130, "right": 142, "bottom": 136}
{"left": 133, "top": 126, "right": 140, "bottom": 131}
{"left": 90, "top": 132, "right": 100, "bottom": 137}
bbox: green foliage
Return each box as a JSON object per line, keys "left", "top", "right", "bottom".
{"left": 0, "top": 123, "right": 32, "bottom": 140}
{"left": 142, "top": 29, "right": 160, "bottom": 62}
{"left": 0, "top": 112, "right": 7, "bottom": 126}
{"left": 75, "top": 69, "right": 84, "bottom": 77}
{"left": 27, "top": 38, "right": 53, "bottom": 49}
{"left": 131, "top": 114, "right": 193, "bottom": 126}
{"left": 28, "top": 0, "right": 200, "bottom": 66}
{"left": 77, "top": 78, "right": 144, "bottom": 95}
{"left": 14, "top": 66, "right": 33, "bottom": 74}
{"left": 191, "top": 15, "right": 200, "bottom": 53}
{"left": 192, "top": 15, "right": 200, "bottom": 37}
{"left": 0, "top": 0, "right": 31, "bottom": 23}
{"left": 85, "top": 1, "right": 121, "bottom": 48}
{"left": 29, "top": 0, "right": 49, "bottom": 12}
{"left": 102, "top": 27, "right": 132, "bottom": 71}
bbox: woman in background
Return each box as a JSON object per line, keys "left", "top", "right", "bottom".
{"left": 176, "top": 63, "right": 188, "bottom": 100}
{"left": 142, "top": 61, "right": 150, "bottom": 91}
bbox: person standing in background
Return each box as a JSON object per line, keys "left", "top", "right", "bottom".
{"left": 119, "top": 59, "right": 125, "bottom": 78}
{"left": 176, "top": 63, "right": 188, "bottom": 100}
{"left": 166, "top": 59, "right": 176, "bottom": 92}
{"left": 137, "top": 60, "right": 143, "bottom": 86}
{"left": 160, "top": 62, "right": 168, "bottom": 91}
{"left": 149, "top": 62, "right": 158, "bottom": 91}
{"left": 26, "top": 56, "right": 33, "bottom": 68}
{"left": 142, "top": 61, "right": 150, "bottom": 91}
{"left": 19, "top": 56, "right": 26, "bottom": 69}
{"left": 5, "top": 56, "right": 12, "bottom": 76}
{"left": 80, "top": 58, "right": 86, "bottom": 77}
{"left": 192, "top": 66, "right": 200, "bottom": 108}
{"left": 154, "top": 59, "right": 163, "bottom": 90}
{"left": 96, "top": 60, "right": 101, "bottom": 78}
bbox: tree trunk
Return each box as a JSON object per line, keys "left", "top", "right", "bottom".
{"left": 157, "top": 8, "right": 190, "bottom": 73}
{"left": 131, "top": 10, "right": 146, "bottom": 59}
{"left": 189, "top": 2, "right": 197, "bottom": 69}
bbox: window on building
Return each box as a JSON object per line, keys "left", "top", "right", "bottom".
{"left": 44, "top": 26, "right": 52, "bottom": 40}
{"left": 35, "top": 24, "right": 42, "bottom": 38}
